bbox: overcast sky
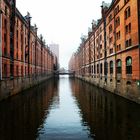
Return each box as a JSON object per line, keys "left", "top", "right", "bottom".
{"left": 16, "top": 0, "right": 111, "bottom": 69}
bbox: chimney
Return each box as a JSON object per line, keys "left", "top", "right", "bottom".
{"left": 101, "top": 1, "right": 109, "bottom": 18}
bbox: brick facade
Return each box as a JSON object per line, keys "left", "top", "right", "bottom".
{"left": 0, "top": 0, "right": 56, "bottom": 80}
{"left": 69, "top": 0, "right": 140, "bottom": 103}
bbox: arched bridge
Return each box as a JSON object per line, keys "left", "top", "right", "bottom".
{"left": 54, "top": 70, "right": 75, "bottom": 76}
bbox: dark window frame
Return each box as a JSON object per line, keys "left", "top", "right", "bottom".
{"left": 126, "top": 56, "right": 132, "bottom": 74}
{"left": 110, "top": 61, "right": 113, "bottom": 74}
{"left": 117, "top": 59, "right": 122, "bottom": 74}
{"left": 125, "top": 7, "right": 131, "bottom": 19}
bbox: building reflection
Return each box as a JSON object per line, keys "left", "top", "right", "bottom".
{"left": 0, "top": 78, "right": 59, "bottom": 140}
{"left": 70, "top": 78, "right": 140, "bottom": 140}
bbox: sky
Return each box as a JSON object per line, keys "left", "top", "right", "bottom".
{"left": 16, "top": 0, "right": 112, "bottom": 69}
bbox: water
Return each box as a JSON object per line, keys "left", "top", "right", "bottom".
{"left": 0, "top": 76, "right": 140, "bottom": 140}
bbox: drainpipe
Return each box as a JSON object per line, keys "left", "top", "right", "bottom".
{"left": 91, "top": 21, "right": 96, "bottom": 78}
{"left": 137, "top": 0, "right": 140, "bottom": 86}
{"left": 101, "top": 4, "right": 107, "bottom": 83}
{"left": 34, "top": 24, "right": 38, "bottom": 77}
{"left": 10, "top": 0, "right": 16, "bottom": 79}
{"left": 114, "top": 8, "right": 117, "bottom": 91}
{"left": 40, "top": 35, "right": 43, "bottom": 76}
{"left": 0, "top": 0, "right": 2, "bottom": 80}
{"left": 89, "top": 35, "right": 91, "bottom": 77}
{"left": 26, "top": 12, "right": 31, "bottom": 77}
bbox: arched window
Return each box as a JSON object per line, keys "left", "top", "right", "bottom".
{"left": 110, "top": 61, "right": 113, "bottom": 74}
{"left": 117, "top": 59, "right": 122, "bottom": 74}
{"left": 126, "top": 56, "right": 132, "bottom": 74}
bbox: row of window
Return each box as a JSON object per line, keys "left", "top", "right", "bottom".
{"left": 108, "top": 5, "right": 130, "bottom": 24}
{"left": 90, "top": 56, "right": 132, "bottom": 75}
{"left": 3, "top": 64, "right": 44, "bottom": 78}
{"left": 109, "top": 22, "right": 131, "bottom": 35}
{"left": 95, "top": 37, "right": 132, "bottom": 56}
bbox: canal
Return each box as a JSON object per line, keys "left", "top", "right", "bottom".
{"left": 0, "top": 76, "right": 140, "bottom": 140}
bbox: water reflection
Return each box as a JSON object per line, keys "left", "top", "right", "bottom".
{"left": 0, "top": 77, "right": 140, "bottom": 140}
{"left": 0, "top": 79, "right": 59, "bottom": 140}
{"left": 70, "top": 78, "right": 140, "bottom": 140}
{"left": 37, "top": 75, "right": 91, "bottom": 140}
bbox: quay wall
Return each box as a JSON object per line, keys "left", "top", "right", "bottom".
{"left": 76, "top": 75, "right": 140, "bottom": 104}
{"left": 0, "top": 74, "right": 53, "bottom": 101}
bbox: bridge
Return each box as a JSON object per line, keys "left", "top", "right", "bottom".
{"left": 54, "top": 69, "right": 75, "bottom": 76}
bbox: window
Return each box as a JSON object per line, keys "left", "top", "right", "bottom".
{"left": 126, "top": 56, "right": 132, "bottom": 74}
{"left": 97, "top": 64, "right": 99, "bottom": 74}
{"left": 129, "top": 38, "right": 132, "bottom": 46}
{"left": 110, "top": 48, "right": 113, "bottom": 54}
{"left": 109, "top": 25, "right": 113, "bottom": 33}
{"left": 100, "top": 45, "right": 102, "bottom": 49}
{"left": 125, "top": 7, "right": 131, "bottom": 19}
{"left": 104, "top": 62, "right": 108, "bottom": 75}
{"left": 115, "top": 17, "right": 120, "bottom": 27}
{"left": 117, "top": 59, "right": 122, "bottom": 74}
{"left": 115, "top": 5, "right": 119, "bottom": 15}
{"left": 94, "top": 64, "right": 96, "bottom": 74}
{"left": 125, "top": 40, "right": 128, "bottom": 47}
{"left": 110, "top": 61, "right": 113, "bottom": 74}
{"left": 116, "top": 44, "right": 121, "bottom": 51}
{"left": 92, "top": 65, "right": 93, "bottom": 74}
{"left": 109, "top": 14, "right": 112, "bottom": 22}
{"left": 100, "top": 63, "right": 102, "bottom": 74}
{"left": 125, "top": 23, "right": 131, "bottom": 34}
{"left": 125, "top": 38, "right": 132, "bottom": 47}
{"left": 116, "top": 31, "right": 121, "bottom": 40}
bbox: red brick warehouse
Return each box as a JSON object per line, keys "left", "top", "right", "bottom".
{"left": 0, "top": 0, "right": 56, "bottom": 80}
{"left": 69, "top": 0, "right": 140, "bottom": 103}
